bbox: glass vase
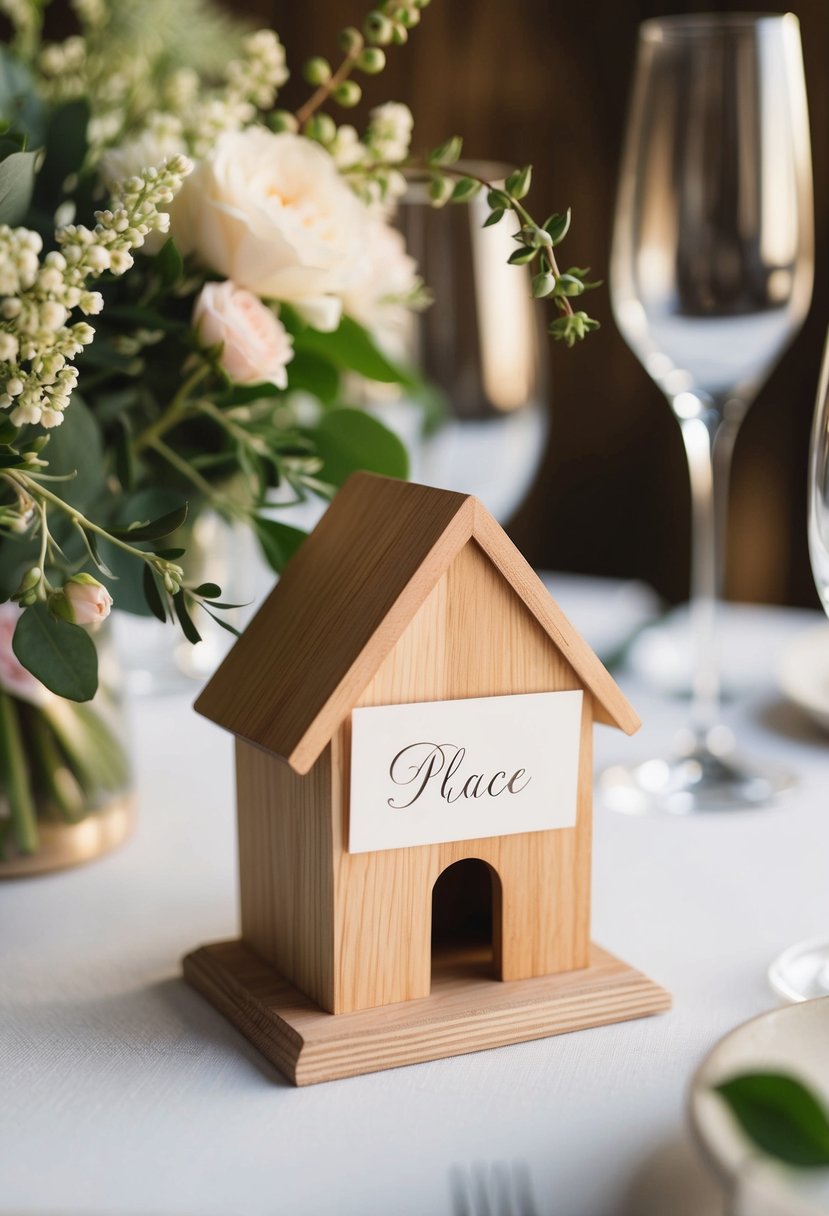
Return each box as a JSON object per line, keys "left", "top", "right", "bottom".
{"left": 0, "top": 611, "right": 134, "bottom": 877}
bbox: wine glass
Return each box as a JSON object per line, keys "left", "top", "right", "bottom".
{"left": 768, "top": 330, "right": 829, "bottom": 1001}
{"left": 383, "top": 164, "right": 550, "bottom": 523}
{"left": 602, "top": 13, "right": 814, "bottom": 814}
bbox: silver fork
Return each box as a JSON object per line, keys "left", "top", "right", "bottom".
{"left": 449, "top": 1161, "right": 541, "bottom": 1216}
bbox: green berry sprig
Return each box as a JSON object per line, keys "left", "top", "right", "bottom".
{"left": 427, "top": 138, "right": 601, "bottom": 347}
{"left": 290, "top": 0, "right": 600, "bottom": 348}
{"left": 293, "top": 0, "right": 430, "bottom": 129}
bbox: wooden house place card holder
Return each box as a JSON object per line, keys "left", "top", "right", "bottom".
{"left": 185, "top": 472, "right": 670, "bottom": 1086}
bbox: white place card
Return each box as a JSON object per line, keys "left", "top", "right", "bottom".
{"left": 348, "top": 689, "right": 583, "bottom": 854}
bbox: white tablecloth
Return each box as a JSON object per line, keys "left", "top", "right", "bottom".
{"left": 3, "top": 599, "right": 829, "bottom": 1216}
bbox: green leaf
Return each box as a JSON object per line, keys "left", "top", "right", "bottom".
{"left": 286, "top": 351, "right": 340, "bottom": 405}
{"left": 111, "top": 502, "right": 188, "bottom": 542}
{"left": 12, "top": 602, "right": 98, "bottom": 702}
{"left": 41, "top": 394, "right": 105, "bottom": 513}
{"left": 293, "top": 316, "right": 415, "bottom": 387}
{"left": 213, "top": 382, "right": 282, "bottom": 408}
{"left": 114, "top": 416, "right": 137, "bottom": 492}
{"left": 312, "top": 407, "right": 408, "bottom": 486}
{"left": 505, "top": 165, "right": 532, "bottom": 200}
{"left": 544, "top": 208, "right": 572, "bottom": 245}
{"left": 153, "top": 237, "right": 184, "bottom": 291}
{"left": 507, "top": 246, "right": 536, "bottom": 266}
{"left": 450, "top": 176, "right": 481, "bottom": 203}
{"left": 428, "top": 135, "right": 462, "bottom": 167}
{"left": 715, "top": 1073, "right": 829, "bottom": 1167}
{"left": 173, "top": 590, "right": 201, "bottom": 644}
{"left": 0, "top": 418, "right": 19, "bottom": 445}
{"left": 142, "top": 564, "right": 167, "bottom": 623}
{"left": 35, "top": 99, "right": 89, "bottom": 202}
{"left": 192, "top": 582, "right": 221, "bottom": 599}
{"left": 202, "top": 606, "right": 241, "bottom": 638}
{"left": 0, "top": 149, "right": 38, "bottom": 225}
{"left": 254, "top": 517, "right": 307, "bottom": 575}
{"left": 483, "top": 208, "right": 505, "bottom": 228}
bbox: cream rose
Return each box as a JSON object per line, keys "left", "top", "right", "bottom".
{"left": 342, "top": 217, "right": 420, "bottom": 354}
{"left": 194, "top": 281, "right": 294, "bottom": 387}
{"left": 172, "top": 128, "right": 371, "bottom": 332}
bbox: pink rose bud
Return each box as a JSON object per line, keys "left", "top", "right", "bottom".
{"left": 193, "top": 280, "right": 294, "bottom": 388}
{"left": 63, "top": 574, "right": 113, "bottom": 627}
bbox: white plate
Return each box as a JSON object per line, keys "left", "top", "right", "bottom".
{"left": 778, "top": 625, "right": 829, "bottom": 733}
{"left": 690, "top": 999, "right": 829, "bottom": 1216}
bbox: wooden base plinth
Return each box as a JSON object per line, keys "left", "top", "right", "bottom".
{"left": 183, "top": 940, "right": 671, "bottom": 1086}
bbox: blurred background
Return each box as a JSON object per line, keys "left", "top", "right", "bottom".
{"left": 19, "top": 0, "right": 829, "bottom": 607}
{"left": 255, "top": 0, "right": 829, "bottom": 609}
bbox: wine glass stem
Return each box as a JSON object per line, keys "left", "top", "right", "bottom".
{"left": 678, "top": 403, "right": 741, "bottom": 742}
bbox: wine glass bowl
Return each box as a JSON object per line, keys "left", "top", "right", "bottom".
{"left": 612, "top": 13, "right": 813, "bottom": 417}
{"left": 602, "top": 12, "right": 814, "bottom": 815}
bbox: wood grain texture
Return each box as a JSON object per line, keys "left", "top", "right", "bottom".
{"left": 235, "top": 740, "right": 335, "bottom": 1012}
{"left": 195, "top": 473, "right": 639, "bottom": 774}
{"left": 330, "top": 541, "right": 594, "bottom": 1013}
{"left": 183, "top": 938, "right": 671, "bottom": 1086}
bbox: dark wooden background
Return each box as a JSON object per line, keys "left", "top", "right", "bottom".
{"left": 259, "top": 0, "right": 829, "bottom": 608}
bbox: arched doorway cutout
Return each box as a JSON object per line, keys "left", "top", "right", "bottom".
{"left": 430, "top": 858, "right": 502, "bottom": 986}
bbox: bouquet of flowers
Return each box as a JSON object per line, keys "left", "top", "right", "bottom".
{"left": 0, "top": 0, "right": 599, "bottom": 862}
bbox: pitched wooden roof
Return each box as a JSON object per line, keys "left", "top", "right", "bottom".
{"left": 195, "top": 472, "right": 640, "bottom": 772}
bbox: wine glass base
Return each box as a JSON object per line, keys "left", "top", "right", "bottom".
{"left": 600, "top": 743, "right": 795, "bottom": 815}
{"left": 769, "top": 939, "right": 829, "bottom": 1003}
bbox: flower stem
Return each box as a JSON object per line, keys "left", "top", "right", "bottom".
{"left": 5, "top": 471, "right": 169, "bottom": 567}
{"left": 0, "top": 688, "right": 39, "bottom": 855}
{"left": 133, "top": 362, "right": 210, "bottom": 455}
{"left": 149, "top": 436, "right": 240, "bottom": 517}
{"left": 295, "top": 49, "right": 361, "bottom": 127}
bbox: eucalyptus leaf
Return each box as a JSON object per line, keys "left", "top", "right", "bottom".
{"left": 12, "top": 602, "right": 98, "bottom": 702}
{"left": 40, "top": 394, "right": 105, "bottom": 513}
{"left": 715, "top": 1072, "right": 829, "bottom": 1168}
{"left": 311, "top": 408, "right": 408, "bottom": 486}
{"left": 0, "top": 149, "right": 39, "bottom": 226}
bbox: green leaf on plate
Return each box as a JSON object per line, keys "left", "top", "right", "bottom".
{"left": 12, "top": 602, "right": 98, "bottom": 702}
{"left": 715, "top": 1072, "right": 829, "bottom": 1167}
{"left": 312, "top": 408, "right": 408, "bottom": 486}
